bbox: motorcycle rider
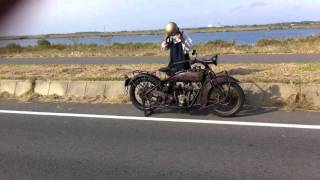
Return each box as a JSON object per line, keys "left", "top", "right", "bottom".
{"left": 160, "top": 22, "right": 193, "bottom": 74}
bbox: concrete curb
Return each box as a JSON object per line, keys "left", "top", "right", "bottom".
{"left": 32, "top": 80, "right": 125, "bottom": 98}
{"left": 0, "top": 80, "right": 33, "bottom": 96}
{"left": 0, "top": 80, "right": 319, "bottom": 107}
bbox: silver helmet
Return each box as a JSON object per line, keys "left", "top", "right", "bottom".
{"left": 165, "top": 22, "right": 179, "bottom": 36}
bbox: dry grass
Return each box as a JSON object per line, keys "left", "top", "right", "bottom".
{"left": 1, "top": 35, "right": 320, "bottom": 58}
{"left": 0, "top": 63, "right": 319, "bottom": 83}
{"left": 0, "top": 63, "right": 319, "bottom": 110}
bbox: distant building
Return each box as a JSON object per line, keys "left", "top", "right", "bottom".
{"left": 207, "top": 24, "right": 223, "bottom": 28}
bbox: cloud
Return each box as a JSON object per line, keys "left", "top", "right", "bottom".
{"left": 230, "top": 1, "right": 272, "bottom": 13}
{"left": 250, "top": 1, "right": 271, "bottom": 8}
{"left": 2, "top": 0, "right": 320, "bottom": 35}
{"left": 230, "top": 5, "right": 245, "bottom": 12}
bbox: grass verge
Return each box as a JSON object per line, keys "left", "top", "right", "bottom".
{"left": 0, "top": 63, "right": 319, "bottom": 110}
{"left": 0, "top": 63, "right": 319, "bottom": 83}
{"left": 1, "top": 35, "right": 320, "bottom": 58}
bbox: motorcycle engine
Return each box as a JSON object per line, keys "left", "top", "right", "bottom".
{"left": 152, "top": 82, "right": 200, "bottom": 107}
{"left": 173, "top": 82, "right": 199, "bottom": 107}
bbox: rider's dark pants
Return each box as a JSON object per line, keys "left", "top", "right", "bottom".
{"left": 184, "top": 54, "right": 191, "bottom": 70}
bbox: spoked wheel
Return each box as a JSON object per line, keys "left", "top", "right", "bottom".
{"left": 129, "top": 76, "right": 161, "bottom": 111}
{"left": 208, "top": 82, "right": 245, "bottom": 117}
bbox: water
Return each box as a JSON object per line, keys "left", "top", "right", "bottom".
{"left": 1, "top": 28, "right": 320, "bottom": 47}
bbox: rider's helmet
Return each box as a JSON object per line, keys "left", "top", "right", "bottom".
{"left": 165, "top": 22, "right": 179, "bottom": 36}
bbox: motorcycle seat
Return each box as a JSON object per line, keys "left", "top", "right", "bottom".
{"left": 159, "top": 66, "right": 176, "bottom": 75}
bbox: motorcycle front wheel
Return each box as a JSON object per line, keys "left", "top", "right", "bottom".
{"left": 208, "top": 82, "right": 245, "bottom": 117}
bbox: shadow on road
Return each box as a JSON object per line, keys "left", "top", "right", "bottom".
{"left": 235, "top": 105, "right": 279, "bottom": 117}
{"left": 153, "top": 105, "right": 278, "bottom": 118}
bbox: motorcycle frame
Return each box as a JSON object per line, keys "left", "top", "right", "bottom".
{"left": 124, "top": 60, "right": 240, "bottom": 109}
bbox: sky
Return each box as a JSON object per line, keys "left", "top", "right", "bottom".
{"left": 1, "top": 0, "right": 320, "bottom": 36}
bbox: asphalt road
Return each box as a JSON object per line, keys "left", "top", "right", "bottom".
{"left": 1, "top": 54, "right": 320, "bottom": 64}
{"left": 0, "top": 101, "right": 320, "bottom": 179}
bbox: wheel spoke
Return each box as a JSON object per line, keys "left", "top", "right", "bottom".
{"left": 134, "top": 80, "right": 157, "bottom": 106}
{"left": 208, "top": 83, "right": 243, "bottom": 115}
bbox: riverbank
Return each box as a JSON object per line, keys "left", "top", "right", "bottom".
{"left": 1, "top": 35, "right": 320, "bottom": 58}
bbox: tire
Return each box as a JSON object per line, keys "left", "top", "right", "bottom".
{"left": 209, "top": 82, "right": 245, "bottom": 117}
{"left": 129, "top": 75, "right": 161, "bottom": 110}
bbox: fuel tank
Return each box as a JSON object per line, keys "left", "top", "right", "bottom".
{"left": 170, "top": 70, "right": 204, "bottom": 82}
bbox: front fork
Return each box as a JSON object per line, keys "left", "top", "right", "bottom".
{"left": 211, "top": 71, "right": 232, "bottom": 104}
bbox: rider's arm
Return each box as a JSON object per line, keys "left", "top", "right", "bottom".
{"left": 161, "top": 40, "right": 168, "bottom": 50}
{"left": 161, "top": 35, "right": 170, "bottom": 50}
{"left": 182, "top": 32, "right": 193, "bottom": 52}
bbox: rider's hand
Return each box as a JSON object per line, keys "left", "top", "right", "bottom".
{"left": 175, "top": 32, "right": 184, "bottom": 42}
{"left": 165, "top": 36, "right": 173, "bottom": 44}
{"left": 176, "top": 33, "right": 182, "bottom": 39}
{"left": 164, "top": 33, "right": 170, "bottom": 39}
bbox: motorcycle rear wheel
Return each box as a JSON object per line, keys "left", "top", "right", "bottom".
{"left": 208, "top": 82, "right": 244, "bottom": 117}
{"left": 129, "top": 76, "right": 161, "bottom": 110}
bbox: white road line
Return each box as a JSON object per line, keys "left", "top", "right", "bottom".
{"left": 0, "top": 109, "right": 319, "bottom": 130}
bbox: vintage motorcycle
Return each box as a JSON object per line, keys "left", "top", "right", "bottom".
{"left": 124, "top": 51, "right": 245, "bottom": 117}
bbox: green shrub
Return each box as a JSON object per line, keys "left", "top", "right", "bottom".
{"left": 206, "top": 40, "right": 236, "bottom": 47}
{"left": 78, "top": 43, "right": 98, "bottom": 47}
{"left": 6, "top": 43, "right": 22, "bottom": 49}
{"left": 298, "top": 64, "right": 320, "bottom": 72}
{"left": 37, "top": 39, "right": 51, "bottom": 47}
{"left": 256, "top": 39, "right": 282, "bottom": 46}
{"left": 50, "top": 44, "right": 68, "bottom": 50}
{"left": 5, "top": 43, "right": 22, "bottom": 52}
{"left": 299, "top": 35, "right": 320, "bottom": 44}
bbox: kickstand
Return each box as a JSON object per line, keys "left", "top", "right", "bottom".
{"left": 142, "top": 99, "right": 153, "bottom": 117}
{"left": 144, "top": 108, "right": 153, "bottom": 117}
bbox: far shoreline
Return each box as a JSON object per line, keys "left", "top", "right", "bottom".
{"left": 1, "top": 21, "right": 320, "bottom": 41}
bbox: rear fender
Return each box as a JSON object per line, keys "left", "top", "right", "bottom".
{"left": 124, "top": 73, "right": 161, "bottom": 87}
{"left": 124, "top": 75, "right": 131, "bottom": 87}
{"left": 197, "top": 75, "right": 240, "bottom": 107}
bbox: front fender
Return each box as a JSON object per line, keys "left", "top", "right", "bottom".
{"left": 197, "top": 75, "right": 240, "bottom": 107}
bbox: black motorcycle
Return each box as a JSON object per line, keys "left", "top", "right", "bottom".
{"left": 124, "top": 51, "right": 245, "bottom": 117}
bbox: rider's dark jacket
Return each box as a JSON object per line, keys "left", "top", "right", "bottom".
{"left": 161, "top": 31, "right": 193, "bottom": 73}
